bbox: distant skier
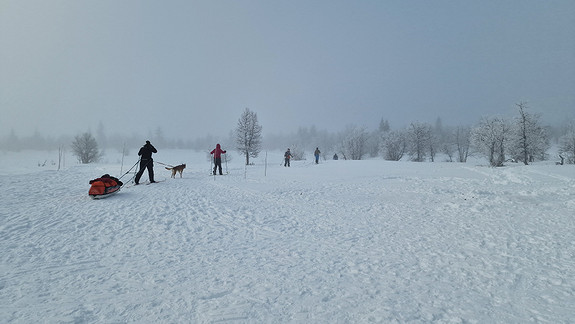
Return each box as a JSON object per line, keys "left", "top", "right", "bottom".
{"left": 284, "top": 148, "right": 292, "bottom": 167}
{"left": 333, "top": 153, "right": 338, "bottom": 160}
{"left": 135, "top": 140, "right": 157, "bottom": 185}
{"left": 314, "top": 147, "right": 321, "bottom": 164}
{"left": 210, "top": 143, "right": 227, "bottom": 175}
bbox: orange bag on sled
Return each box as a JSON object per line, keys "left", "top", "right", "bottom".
{"left": 89, "top": 174, "right": 122, "bottom": 199}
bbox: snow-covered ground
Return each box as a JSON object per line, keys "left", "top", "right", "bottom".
{"left": 1, "top": 149, "right": 574, "bottom": 323}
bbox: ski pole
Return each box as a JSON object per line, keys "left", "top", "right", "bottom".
{"left": 119, "top": 159, "right": 141, "bottom": 187}
{"left": 119, "top": 159, "right": 140, "bottom": 180}
{"left": 120, "top": 143, "right": 126, "bottom": 174}
{"left": 224, "top": 153, "right": 228, "bottom": 174}
{"left": 213, "top": 157, "right": 216, "bottom": 180}
{"left": 210, "top": 152, "right": 213, "bottom": 174}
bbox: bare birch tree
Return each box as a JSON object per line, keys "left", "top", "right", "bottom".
{"left": 235, "top": 108, "right": 263, "bottom": 165}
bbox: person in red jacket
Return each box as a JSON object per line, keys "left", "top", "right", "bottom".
{"left": 210, "top": 143, "right": 227, "bottom": 175}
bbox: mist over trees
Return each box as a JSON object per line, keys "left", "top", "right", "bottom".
{"left": 1, "top": 104, "right": 572, "bottom": 165}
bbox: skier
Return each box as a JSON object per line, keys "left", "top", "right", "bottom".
{"left": 135, "top": 140, "right": 157, "bottom": 185}
{"left": 284, "top": 148, "right": 292, "bottom": 167}
{"left": 314, "top": 147, "right": 321, "bottom": 164}
{"left": 210, "top": 143, "right": 227, "bottom": 175}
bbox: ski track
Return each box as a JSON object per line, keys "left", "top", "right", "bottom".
{"left": 1, "top": 154, "right": 574, "bottom": 323}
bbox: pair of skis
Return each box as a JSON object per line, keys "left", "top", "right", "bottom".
{"left": 125, "top": 179, "right": 166, "bottom": 188}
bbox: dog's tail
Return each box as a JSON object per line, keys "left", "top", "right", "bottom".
{"left": 165, "top": 167, "right": 173, "bottom": 170}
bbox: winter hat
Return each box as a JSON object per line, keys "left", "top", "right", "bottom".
{"left": 146, "top": 140, "right": 150, "bottom": 144}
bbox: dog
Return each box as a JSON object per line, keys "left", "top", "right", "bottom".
{"left": 165, "top": 164, "right": 186, "bottom": 178}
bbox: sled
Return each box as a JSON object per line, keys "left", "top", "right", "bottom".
{"left": 89, "top": 174, "right": 123, "bottom": 199}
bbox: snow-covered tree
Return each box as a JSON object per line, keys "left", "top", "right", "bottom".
{"left": 558, "top": 119, "right": 575, "bottom": 164}
{"left": 367, "top": 119, "right": 391, "bottom": 158}
{"left": 289, "top": 144, "right": 306, "bottom": 161}
{"left": 337, "top": 125, "right": 368, "bottom": 160}
{"left": 442, "top": 132, "right": 456, "bottom": 162}
{"left": 440, "top": 125, "right": 471, "bottom": 163}
{"left": 428, "top": 129, "right": 439, "bottom": 162}
{"left": 379, "top": 118, "right": 391, "bottom": 133}
{"left": 381, "top": 129, "right": 407, "bottom": 161}
{"left": 509, "top": 102, "right": 549, "bottom": 164}
{"left": 235, "top": 108, "right": 263, "bottom": 165}
{"left": 71, "top": 132, "right": 102, "bottom": 164}
{"left": 472, "top": 117, "right": 511, "bottom": 167}
{"left": 407, "top": 122, "right": 432, "bottom": 162}
{"left": 454, "top": 126, "right": 471, "bottom": 163}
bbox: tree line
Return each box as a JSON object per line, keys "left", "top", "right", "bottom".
{"left": 2, "top": 104, "right": 574, "bottom": 165}
{"left": 263, "top": 103, "right": 574, "bottom": 166}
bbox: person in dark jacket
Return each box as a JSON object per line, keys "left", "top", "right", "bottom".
{"left": 210, "top": 143, "right": 227, "bottom": 175}
{"left": 284, "top": 148, "right": 292, "bottom": 167}
{"left": 314, "top": 147, "right": 321, "bottom": 164}
{"left": 135, "top": 140, "right": 157, "bottom": 184}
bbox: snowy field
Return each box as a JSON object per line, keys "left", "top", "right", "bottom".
{"left": 1, "top": 149, "right": 574, "bottom": 323}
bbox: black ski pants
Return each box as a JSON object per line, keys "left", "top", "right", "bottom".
{"left": 135, "top": 159, "right": 154, "bottom": 183}
{"left": 213, "top": 157, "right": 223, "bottom": 175}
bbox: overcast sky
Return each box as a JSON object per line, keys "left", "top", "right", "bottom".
{"left": 1, "top": 0, "right": 574, "bottom": 140}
